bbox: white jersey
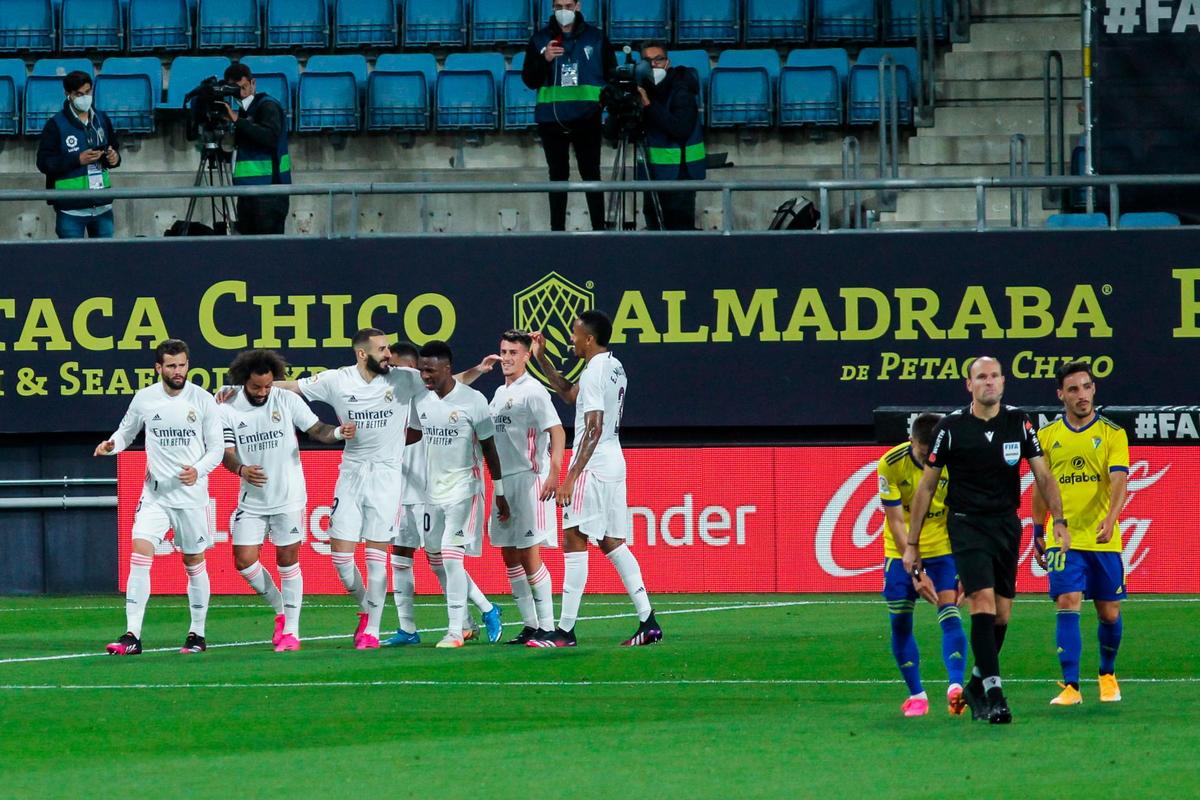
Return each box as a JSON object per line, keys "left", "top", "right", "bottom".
{"left": 108, "top": 381, "right": 224, "bottom": 509}
{"left": 417, "top": 382, "right": 495, "bottom": 506}
{"left": 298, "top": 365, "right": 425, "bottom": 470}
{"left": 220, "top": 387, "right": 319, "bottom": 515}
{"left": 490, "top": 373, "right": 560, "bottom": 478}
{"left": 571, "top": 351, "right": 626, "bottom": 482}
{"left": 402, "top": 397, "right": 427, "bottom": 504}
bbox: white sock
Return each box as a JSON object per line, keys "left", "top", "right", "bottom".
{"left": 391, "top": 554, "right": 416, "bottom": 633}
{"left": 467, "top": 571, "right": 493, "bottom": 614}
{"left": 426, "top": 551, "right": 447, "bottom": 592}
{"left": 278, "top": 562, "right": 302, "bottom": 637}
{"left": 364, "top": 548, "right": 389, "bottom": 638}
{"left": 559, "top": 551, "right": 589, "bottom": 632}
{"left": 184, "top": 561, "right": 210, "bottom": 637}
{"left": 125, "top": 552, "right": 153, "bottom": 638}
{"left": 238, "top": 561, "right": 283, "bottom": 614}
{"left": 331, "top": 551, "right": 366, "bottom": 610}
{"left": 507, "top": 564, "right": 537, "bottom": 629}
{"left": 606, "top": 544, "right": 651, "bottom": 622}
{"left": 527, "top": 563, "right": 555, "bottom": 632}
{"left": 443, "top": 548, "right": 468, "bottom": 638}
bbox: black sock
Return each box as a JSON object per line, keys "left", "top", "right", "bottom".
{"left": 994, "top": 622, "right": 1008, "bottom": 654}
{"left": 970, "top": 612, "right": 1001, "bottom": 689}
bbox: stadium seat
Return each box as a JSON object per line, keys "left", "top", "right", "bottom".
{"left": 1117, "top": 212, "right": 1182, "bottom": 228}
{"left": 61, "top": 0, "right": 124, "bottom": 51}
{"left": 534, "top": 0, "right": 603, "bottom": 28}
{"left": 242, "top": 55, "right": 300, "bottom": 129}
{"left": 166, "top": 56, "right": 231, "bottom": 110}
{"left": 404, "top": 0, "right": 466, "bottom": 48}
{"left": 847, "top": 47, "right": 915, "bottom": 125}
{"left": 708, "top": 49, "right": 779, "bottom": 128}
{"left": 0, "top": 60, "right": 26, "bottom": 135}
{"left": 744, "top": 0, "right": 809, "bottom": 44}
{"left": 23, "top": 76, "right": 67, "bottom": 134}
{"left": 813, "top": 0, "right": 877, "bottom": 41}
{"left": 1045, "top": 213, "right": 1108, "bottom": 228}
{"left": 334, "top": 0, "right": 397, "bottom": 48}
{"left": 367, "top": 52, "right": 435, "bottom": 131}
{"left": 606, "top": 0, "right": 669, "bottom": 44}
{"left": 266, "top": 0, "right": 329, "bottom": 48}
{"left": 676, "top": 0, "right": 738, "bottom": 45}
{"left": 197, "top": 0, "right": 261, "bottom": 49}
{"left": 32, "top": 57, "right": 96, "bottom": 78}
{"left": 128, "top": 0, "right": 192, "bottom": 51}
{"left": 884, "top": 0, "right": 947, "bottom": 41}
{"left": 502, "top": 50, "right": 536, "bottom": 131}
{"left": 436, "top": 52, "right": 505, "bottom": 131}
{"left": 779, "top": 48, "right": 847, "bottom": 127}
{"left": 0, "top": 0, "right": 55, "bottom": 52}
{"left": 96, "top": 56, "right": 162, "bottom": 133}
{"left": 667, "top": 49, "right": 710, "bottom": 122}
{"left": 297, "top": 54, "right": 366, "bottom": 131}
{"left": 472, "top": 0, "right": 533, "bottom": 46}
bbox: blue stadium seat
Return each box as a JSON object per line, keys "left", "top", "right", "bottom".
{"left": 606, "top": 0, "right": 669, "bottom": 43}
{"left": 534, "top": 0, "right": 603, "bottom": 28}
{"left": 676, "top": 0, "right": 738, "bottom": 45}
{"left": 884, "top": 0, "right": 947, "bottom": 41}
{"left": 779, "top": 48, "right": 847, "bottom": 126}
{"left": 667, "top": 49, "right": 710, "bottom": 122}
{"left": 744, "top": 0, "right": 809, "bottom": 44}
{"left": 502, "top": 50, "right": 536, "bottom": 131}
{"left": 848, "top": 47, "right": 915, "bottom": 124}
{"left": 472, "top": 0, "right": 533, "bottom": 46}
{"left": 197, "top": 0, "right": 260, "bottom": 49}
{"left": 1045, "top": 213, "right": 1108, "bottom": 228}
{"left": 708, "top": 49, "right": 778, "bottom": 128}
{"left": 128, "top": 0, "right": 192, "bottom": 51}
{"left": 61, "top": 0, "right": 123, "bottom": 51}
{"left": 813, "top": 0, "right": 876, "bottom": 41}
{"left": 96, "top": 56, "right": 162, "bottom": 132}
{"left": 1118, "top": 212, "right": 1181, "bottom": 228}
{"left": 266, "top": 0, "right": 329, "bottom": 48}
{"left": 0, "top": 60, "right": 26, "bottom": 135}
{"left": 24, "top": 77, "right": 67, "bottom": 134}
{"left": 334, "top": 0, "right": 396, "bottom": 48}
{"left": 367, "top": 52, "right": 435, "bottom": 131}
{"left": 242, "top": 55, "right": 300, "bottom": 129}
{"left": 0, "top": 0, "right": 55, "bottom": 52}
{"left": 436, "top": 52, "right": 504, "bottom": 131}
{"left": 166, "top": 56, "right": 230, "bottom": 109}
{"left": 33, "top": 57, "right": 95, "bottom": 77}
{"left": 404, "top": 0, "right": 466, "bottom": 47}
{"left": 298, "top": 54, "right": 366, "bottom": 131}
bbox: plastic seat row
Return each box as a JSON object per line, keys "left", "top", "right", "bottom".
{"left": 0, "top": 55, "right": 161, "bottom": 133}
{"left": 1046, "top": 212, "right": 1182, "bottom": 229}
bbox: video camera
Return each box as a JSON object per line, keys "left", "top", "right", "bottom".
{"left": 601, "top": 46, "right": 655, "bottom": 142}
{"left": 182, "top": 76, "right": 242, "bottom": 141}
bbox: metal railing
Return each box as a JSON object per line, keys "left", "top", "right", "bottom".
{"left": 1009, "top": 133, "right": 1030, "bottom": 228}
{"left": 877, "top": 54, "right": 901, "bottom": 212}
{"left": 913, "top": 0, "right": 938, "bottom": 126}
{"left": 840, "top": 135, "right": 863, "bottom": 229}
{"left": 0, "top": 477, "right": 117, "bottom": 511}
{"left": 1043, "top": 50, "right": 1067, "bottom": 210}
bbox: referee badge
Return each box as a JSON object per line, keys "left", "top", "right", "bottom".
{"left": 1003, "top": 442, "right": 1020, "bottom": 466}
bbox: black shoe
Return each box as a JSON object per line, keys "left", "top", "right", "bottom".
{"left": 180, "top": 632, "right": 207, "bottom": 654}
{"left": 964, "top": 679, "right": 989, "bottom": 721}
{"left": 506, "top": 626, "right": 538, "bottom": 645}
{"left": 988, "top": 694, "right": 1013, "bottom": 725}
{"left": 620, "top": 611, "right": 663, "bottom": 647}
{"left": 526, "top": 628, "right": 577, "bottom": 648}
{"left": 106, "top": 631, "right": 142, "bottom": 656}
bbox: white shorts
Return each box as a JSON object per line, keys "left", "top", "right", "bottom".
{"left": 231, "top": 507, "right": 305, "bottom": 548}
{"left": 328, "top": 465, "right": 403, "bottom": 543}
{"left": 425, "top": 493, "right": 485, "bottom": 556}
{"left": 131, "top": 499, "right": 214, "bottom": 555}
{"left": 561, "top": 471, "right": 628, "bottom": 544}
{"left": 490, "top": 470, "right": 557, "bottom": 549}
{"left": 393, "top": 503, "right": 438, "bottom": 550}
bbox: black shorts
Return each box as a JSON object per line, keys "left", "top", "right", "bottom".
{"left": 948, "top": 512, "right": 1021, "bottom": 599}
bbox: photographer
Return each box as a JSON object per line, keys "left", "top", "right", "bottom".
{"left": 636, "top": 42, "right": 705, "bottom": 231}
{"left": 35, "top": 71, "right": 121, "bottom": 239}
{"left": 219, "top": 62, "right": 291, "bottom": 235}
{"left": 522, "top": 0, "right": 616, "bottom": 231}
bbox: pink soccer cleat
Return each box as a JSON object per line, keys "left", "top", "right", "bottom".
{"left": 352, "top": 611, "right": 369, "bottom": 646}
{"left": 106, "top": 632, "right": 142, "bottom": 655}
{"left": 272, "top": 614, "right": 286, "bottom": 646}
{"left": 355, "top": 633, "right": 380, "bottom": 650}
{"left": 901, "top": 696, "right": 930, "bottom": 717}
{"left": 275, "top": 633, "right": 301, "bottom": 652}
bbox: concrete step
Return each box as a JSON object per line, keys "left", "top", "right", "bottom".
{"left": 942, "top": 50, "right": 1083, "bottom": 81}
{"left": 908, "top": 133, "right": 1068, "bottom": 165}
{"left": 926, "top": 103, "right": 1082, "bottom": 135}
{"left": 938, "top": 78, "right": 1081, "bottom": 103}
{"left": 883, "top": 185, "right": 1051, "bottom": 223}
{"left": 900, "top": 163, "right": 1034, "bottom": 178}
{"left": 973, "top": 0, "right": 1081, "bottom": 20}
{"left": 957, "top": 20, "right": 1080, "bottom": 51}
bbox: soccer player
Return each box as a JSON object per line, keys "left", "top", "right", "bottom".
{"left": 903, "top": 356, "right": 1069, "bottom": 724}
{"left": 96, "top": 339, "right": 224, "bottom": 655}
{"left": 878, "top": 412, "right": 968, "bottom": 717}
{"left": 415, "top": 340, "right": 511, "bottom": 649}
{"left": 1032, "top": 361, "right": 1129, "bottom": 705}
{"left": 527, "top": 310, "right": 662, "bottom": 648}
{"left": 218, "top": 349, "right": 356, "bottom": 652}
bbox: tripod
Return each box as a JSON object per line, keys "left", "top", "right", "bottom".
{"left": 605, "top": 128, "right": 663, "bottom": 231}
{"left": 183, "top": 131, "right": 236, "bottom": 236}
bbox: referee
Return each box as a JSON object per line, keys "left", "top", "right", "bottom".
{"left": 902, "top": 356, "right": 1070, "bottom": 724}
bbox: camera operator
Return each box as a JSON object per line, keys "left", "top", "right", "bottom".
{"left": 218, "top": 62, "right": 291, "bottom": 235}
{"left": 35, "top": 71, "right": 121, "bottom": 239}
{"left": 636, "top": 42, "right": 705, "bottom": 231}
{"left": 522, "top": 0, "right": 616, "bottom": 231}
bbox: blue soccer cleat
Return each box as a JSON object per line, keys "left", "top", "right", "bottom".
{"left": 481, "top": 605, "right": 503, "bottom": 643}
{"left": 382, "top": 629, "right": 421, "bottom": 647}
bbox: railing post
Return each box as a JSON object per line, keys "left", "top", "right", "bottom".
{"left": 877, "top": 55, "right": 899, "bottom": 212}
{"left": 349, "top": 190, "right": 360, "bottom": 239}
{"left": 841, "top": 135, "right": 861, "bottom": 228}
{"left": 1009, "top": 133, "right": 1029, "bottom": 228}
{"left": 722, "top": 187, "right": 733, "bottom": 233}
{"left": 975, "top": 184, "right": 987, "bottom": 232}
{"left": 914, "top": 0, "right": 936, "bottom": 127}
{"left": 1042, "top": 50, "right": 1065, "bottom": 210}
{"left": 1109, "top": 183, "right": 1120, "bottom": 228}
{"left": 1082, "top": 0, "right": 1096, "bottom": 213}
{"left": 819, "top": 187, "right": 830, "bottom": 232}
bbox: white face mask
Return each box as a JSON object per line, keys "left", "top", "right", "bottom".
{"left": 652, "top": 68, "right": 667, "bottom": 85}
{"left": 71, "top": 94, "right": 92, "bottom": 113}
{"left": 554, "top": 8, "right": 575, "bottom": 26}
{"left": 241, "top": 94, "right": 254, "bottom": 111}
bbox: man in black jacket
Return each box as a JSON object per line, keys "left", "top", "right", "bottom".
{"left": 637, "top": 42, "right": 705, "bottom": 231}
{"left": 219, "top": 63, "right": 291, "bottom": 235}
{"left": 35, "top": 71, "right": 121, "bottom": 239}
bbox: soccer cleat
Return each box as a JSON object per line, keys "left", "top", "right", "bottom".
{"left": 1099, "top": 674, "right": 1122, "bottom": 703}
{"left": 481, "top": 605, "right": 503, "bottom": 643}
{"left": 462, "top": 613, "right": 479, "bottom": 642}
{"left": 105, "top": 632, "right": 142, "bottom": 656}
{"left": 620, "top": 611, "right": 663, "bottom": 647}
{"left": 355, "top": 633, "right": 380, "bottom": 650}
{"left": 180, "top": 632, "right": 206, "bottom": 654}
{"left": 947, "top": 684, "right": 967, "bottom": 716}
{"left": 275, "top": 633, "right": 301, "bottom": 652}
{"left": 506, "top": 626, "right": 538, "bottom": 645}
{"left": 901, "top": 696, "right": 930, "bottom": 717}
{"left": 964, "top": 680, "right": 989, "bottom": 721}
{"left": 435, "top": 634, "right": 464, "bottom": 649}
{"left": 527, "top": 628, "right": 577, "bottom": 648}
{"left": 1050, "top": 683, "right": 1083, "bottom": 706}
{"left": 352, "top": 612, "right": 369, "bottom": 646}
{"left": 987, "top": 694, "right": 1013, "bottom": 725}
{"left": 272, "top": 614, "right": 286, "bottom": 646}
{"left": 382, "top": 629, "right": 421, "bottom": 647}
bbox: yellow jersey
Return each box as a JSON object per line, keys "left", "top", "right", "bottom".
{"left": 1036, "top": 415, "right": 1129, "bottom": 552}
{"left": 877, "top": 442, "right": 951, "bottom": 559}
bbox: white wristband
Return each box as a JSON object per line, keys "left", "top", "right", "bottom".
{"left": 333, "top": 426, "right": 345, "bottom": 441}
{"left": 492, "top": 478, "right": 505, "bottom": 496}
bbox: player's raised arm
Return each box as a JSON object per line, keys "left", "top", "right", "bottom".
{"left": 455, "top": 354, "right": 500, "bottom": 385}
{"left": 1028, "top": 455, "right": 1069, "bottom": 553}
{"left": 902, "top": 464, "right": 940, "bottom": 575}
{"left": 530, "top": 331, "right": 578, "bottom": 404}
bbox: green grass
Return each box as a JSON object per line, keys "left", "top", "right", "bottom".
{"left": 1, "top": 594, "right": 1197, "bottom": 798}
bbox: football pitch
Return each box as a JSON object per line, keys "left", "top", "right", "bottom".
{"left": 1, "top": 594, "right": 1197, "bottom": 799}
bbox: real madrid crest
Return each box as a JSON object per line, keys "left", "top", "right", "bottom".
{"left": 449, "top": 410, "right": 460, "bottom": 424}
{"left": 505, "top": 398, "right": 514, "bottom": 410}
{"left": 385, "top": 389, "right": 394, "bottom": 402}
{"left": 272, "top": 409, "right": 282, "bottom": 423}
{"left": 187, "top": 409, "right": 197, "bottom": 423}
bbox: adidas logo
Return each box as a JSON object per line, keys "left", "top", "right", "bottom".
{"left": 421, "top": 412, "right": 428, "bottom": 419}
{"left": 152, "top": 414, "right": 162, "bottom": 421}
{"left": 1053, "top": 441, "right": 1062, "bottom": 448}
{"left": 348, "top": 395, "right": 359, "bottom": 402}
{"left": 290, "top": 527, "right": 300, "bottom": 535}
{"left": 238, "top": 421, "right": 248, "bottom": 428}
{"left": 524, "top": 530, "right": 534, "bottom": 537}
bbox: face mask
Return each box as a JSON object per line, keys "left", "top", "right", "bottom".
{"left": 652, "top": 68, "right": 667, "bottom": 85}
{"left": 71, "top": 95, "right": 92, "bottom": 113}
{"left": 241, "top": 95, "right": 254, "bottom": 111}
{"left": 554, "top": 8, "right": 575, "bottom": 26}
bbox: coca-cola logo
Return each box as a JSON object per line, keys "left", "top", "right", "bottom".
{"left": 815, "top": 462, "right": 885, "bottom": 577}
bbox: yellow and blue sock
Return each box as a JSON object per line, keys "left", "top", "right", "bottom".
{"left": 1056, "top": 609, "right": 1082, "bottom": 688}
{"left": 888, "top": 600, "right": 922, "bottom": 695}
{"left": 937, "top": 603, "right": 966, "bottom": 687}
{"left": 1098, "top": 615, "right": 1123, "bottom": 675}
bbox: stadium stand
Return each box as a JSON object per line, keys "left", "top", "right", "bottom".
{"left": 744, "top": 0, "right": 809, "bottom": 44}
{"left": 708, "top": 48, "right": 778, "bottom": 128}
{"left": 606, "top": 0, "right": 670, "bottom": 44}
{"left": 404, "top": 0, "right": 467, "bottom": 48}
{"left": 667, "top": 49, "right": 711, "bottom": 122}
{"left": 813, "top": 0, "right": 876, "bottom": 41}
{"left": 0, "top": 60, "right": 25, "bottom": 135}
{"left": 196, "top": 0, "right": 261, "bottom": 49}
{"left": 128, "top": 0, "right": 193, "bottom": 51}
{"left": 779, "top": 47, "right": 847, "bottom": 127}
{"left": 266, "top": 0, "right": 330, "bottom": 49}
{"left": 471, "top": 0, "right": 534, "bottom": 47}
{"left": 847, "top": 46, "right": 915, "bottom": 125}
{"left": 32, "top": 57, "right": 95, "bottom": 77}
{"left": 884, "top": 0, "right": 948, "bottom": 41}
{"left": 60, "top": 0, "right": 124, "bottom": 51}
{"left": 1117, "top": 212, "right": 1181, "bottom": 228}
{"left": 24, "top": 76, "right": 71, "bottom": 134}
{"left": 95, "top": 56, "right": 162, "bottom": 133}
{"left": 334, "top": 0, "right": 398, "bottom": 49}
{"left": 1045, "top": 212, "right": 1107, "bottom": 228}
{"left": 436, "top": 52, "right": 504, "bottom": 131}
{"left": 165, "top": 55, "right": 231, "bottom": 110}
{"left": 676, "top": 0, "right": 740, "bottom": 45}
{"left": 0, "top": 0, "right": 56, "bottom": 52}
{"left": 298, "top": 54, "right": 366, "bottom": 131}
{"left": 367, "top": 52, "right": 436, "bottom": 131}
{"left": 501, "top": 51, "right": 536, "bottom": 131}
{"left": 243, "top": 54, "right": 302, "bottom": 130}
